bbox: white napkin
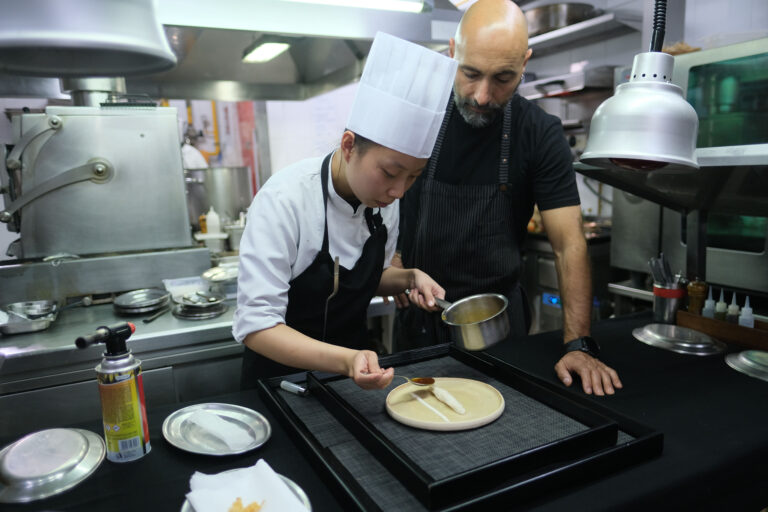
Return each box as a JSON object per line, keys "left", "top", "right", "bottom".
{"left": 187, "top": 459, "right": 309, "bottom": 512}
{"left": 185, "top": 410, "right": 254, "bottom": 451}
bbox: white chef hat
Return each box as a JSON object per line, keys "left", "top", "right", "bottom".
{"left": 346, "top": 32, "right": 458, "bottom": 159}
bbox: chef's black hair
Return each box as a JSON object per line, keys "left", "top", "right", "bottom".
{"left": 345, "top": 130, "right": 377, "bottom": 156}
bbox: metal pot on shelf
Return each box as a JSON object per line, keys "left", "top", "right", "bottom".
{"left": 524, "top": 3, "right": 600, "bottom": 38}
{"left": 184, "top": 167, "right": 253, "bottom": 230}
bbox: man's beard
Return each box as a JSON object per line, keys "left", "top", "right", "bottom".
{"left": 453, "top": 87, "right": 508, "bottom": 128}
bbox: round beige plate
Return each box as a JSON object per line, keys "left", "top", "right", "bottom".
{"left": 385, "top": 377, "right": 504, "bottom": 431}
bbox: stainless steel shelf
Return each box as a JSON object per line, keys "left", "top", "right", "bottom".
{"left": 608, "top": 281, "right": 653, "bottom": 303}
{"left": 518, "top": 66, "right": 614, "bottom": 100}
{"left": 529, "top": 12, "right": 638, "bottom": 56}
{"left": 575, "top": 144, "right": 768, "bottom": 216}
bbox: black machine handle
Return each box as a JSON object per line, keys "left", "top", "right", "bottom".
{"left": 76, "top": 322, "right": 135, "bottom": 356}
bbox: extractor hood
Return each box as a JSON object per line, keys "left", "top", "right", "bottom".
{"left": 0, "top": 0, "right": 463, "bottom": 102}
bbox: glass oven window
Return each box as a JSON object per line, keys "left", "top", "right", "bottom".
{"left": 682, "top": 214, "right": 768, "bottom": 253}
{"left": 686, "top": 53, "right": 768, "bottom": 148}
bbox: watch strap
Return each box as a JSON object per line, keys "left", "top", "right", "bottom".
{"left": 563, "top": 336, "right": 601, "bottom": 358}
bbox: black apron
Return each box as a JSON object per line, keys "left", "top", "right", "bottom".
{"left": 397, "top": 98, "right": 531, "bottom": 349}
{"left": 241, "top": 152, "right": 388, "bottom": 388}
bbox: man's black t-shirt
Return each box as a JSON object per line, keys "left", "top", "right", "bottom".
{"left": 399, "top": 94, "right": 580, "bottom": 255}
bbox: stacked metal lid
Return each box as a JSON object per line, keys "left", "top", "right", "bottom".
{"left": 726, "top": 350, "right": 768, "bottom": 382}
{"left": 172, "top": 291, "right": 228, "bottom": 320}
{"left": 113, "top": 288, "right": 170, "bottom": 315}
{"left": 632, "top": 323, "right": 727, "bottom": 355}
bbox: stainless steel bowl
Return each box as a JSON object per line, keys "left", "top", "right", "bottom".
{"left": 0, "top": 300, "right": 58, "bottom": 335}
{"left": 524, "top": 3, "right": 599, "bottom": 37}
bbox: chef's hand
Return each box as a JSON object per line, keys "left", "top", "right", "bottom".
{"left": 554, "top": 352, "right": 623, "bottom": 396}
{"left": 388, "top": 252, "right": 410, "bottom": 309}
{"left": 350, "top": 350, "right": 394, "bottom": 390}
{"left": 408, "top": 269, "right": 445, "bottom": 312}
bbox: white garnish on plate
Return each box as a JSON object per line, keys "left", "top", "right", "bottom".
{"left": 431, "top": 386, "right": 466, "bottom": 414}
{"left": 410, "top": 392, "right": 450, "bottom": 422}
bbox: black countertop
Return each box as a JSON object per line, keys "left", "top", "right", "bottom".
{"left": 3, "top": 312, "right": 768, "bottom": 511}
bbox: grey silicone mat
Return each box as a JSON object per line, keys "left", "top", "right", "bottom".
{"left": 326, "top": 357, "right": 590, "bottom": 480}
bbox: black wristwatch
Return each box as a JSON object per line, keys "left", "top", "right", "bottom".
{"left": 563, "top": 336, "right": 601, "bottom": 358}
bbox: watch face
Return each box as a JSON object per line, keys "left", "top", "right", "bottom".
{"left": 581, "top": 337, "right": 600, "bottom": 355}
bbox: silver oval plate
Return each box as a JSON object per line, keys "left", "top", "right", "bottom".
{"left": 0, "top": 428, "right": 105, "bottom": 503}
{"left": 162, "top": 403, "right": 271, "bottom": 456}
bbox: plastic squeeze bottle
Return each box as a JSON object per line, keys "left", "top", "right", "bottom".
{"left": 738, "top": 296, "right": 755, "bottom": 328}
{"left": 726, "top": 293, "right": 740, "bottom": 324}
{"left": 206, "top": 206, "right": 221, "bottom": 234}
{"left": 714, "top": 289, "right": 727, "bottom": 321}
{"left": 701, "top": 287, "right": 716, "bottom": 319}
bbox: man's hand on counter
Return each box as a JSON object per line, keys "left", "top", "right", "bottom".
{"left": 554, "top": 352, "right": 623, "bottom": 396}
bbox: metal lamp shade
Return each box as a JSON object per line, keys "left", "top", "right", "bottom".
{"left": 581, "top": 52, "right": 699, "bottom": 172}
{"left": 0, "top": 0, "right": 176, "bottom": 77}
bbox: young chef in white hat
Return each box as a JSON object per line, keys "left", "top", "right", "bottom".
{"left": 233, "top": 32, "right": 458, "bottom": 390}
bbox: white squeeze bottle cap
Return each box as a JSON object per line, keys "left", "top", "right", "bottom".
{"left": 738, "top": 296, "right": 755, "bottom": 328}
{"left": 727, "top": 292, "right": 740, "bottom": 317}
{"left": 206, "top": 206, "right": 221, "bottom": 234}
{"left": 701, "top": 287, "right": 715, "bottom": 318}
{"left": 715, "top": 289, "right": 727, "bottom": 313}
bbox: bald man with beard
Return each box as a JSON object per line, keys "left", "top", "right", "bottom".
{"left": 393, "top": 0, "right": 623, "bottom": 396}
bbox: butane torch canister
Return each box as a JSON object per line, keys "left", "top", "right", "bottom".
{"left": 76, "top": 322, "right": 151, "bottom": 462}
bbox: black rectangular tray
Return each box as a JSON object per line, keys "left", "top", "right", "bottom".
{"left": 258, "top": 344, "right": 663, "bottom": 511}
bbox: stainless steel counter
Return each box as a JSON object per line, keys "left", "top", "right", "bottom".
{"left": 0, "top": 302, "right": 239, "bottom": 394}
{"left": 0, "top": 296, "right": 395, "bottom": 395}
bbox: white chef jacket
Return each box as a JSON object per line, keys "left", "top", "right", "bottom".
{"left": 232, "top": 155, "right": 398, "bottom": 343}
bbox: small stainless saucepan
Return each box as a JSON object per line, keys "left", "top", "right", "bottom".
{"left": 438, "top": 293, "right": 510, "bottom": 351}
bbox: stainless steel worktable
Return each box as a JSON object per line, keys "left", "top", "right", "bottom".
{"left": 0, "top": 302, "right": 238, "bottom": 394}
{"left": 0, "top": 297, "right": 395, "bottom": 438}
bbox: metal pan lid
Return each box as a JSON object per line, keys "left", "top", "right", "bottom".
{"left": 632, "top": 323, "right": 727, "bottom": 356}
{"left": 726, "top": 350, "right": 768, "bottom": 382}
{"left": 0, "top": 428, "right": 105, "bottom": 503}
{"left": 114, "top": 301, "right": 169, "bottom": 315}
{"left": 162, "top": 403, "right": 271, "bottom": 456}
{"left": 114, "top": 288, "right": 171, "bottom": 309}
{"left": 172, "top": 303, "right": 228, "bottom": 320}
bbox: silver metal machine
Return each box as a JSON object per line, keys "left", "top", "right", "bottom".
{"left": 0, "top": 78, "right": 211, "bottom": 305}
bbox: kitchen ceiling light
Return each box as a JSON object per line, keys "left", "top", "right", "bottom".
{"left": 242, "top": 42, "right": 291, "bottom": 63}
{"left": 0, "top": 0, "right": 176, "bottom": 77}
{"left": 580, "top": 0, "right": 699, "bottom": 172}
{"left": 282, "top": 0, "right": 425, "bottom": 13}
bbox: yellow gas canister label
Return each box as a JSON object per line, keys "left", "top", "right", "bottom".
{"left": 98, "top": 371, "right": 151, "bottom": 462}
